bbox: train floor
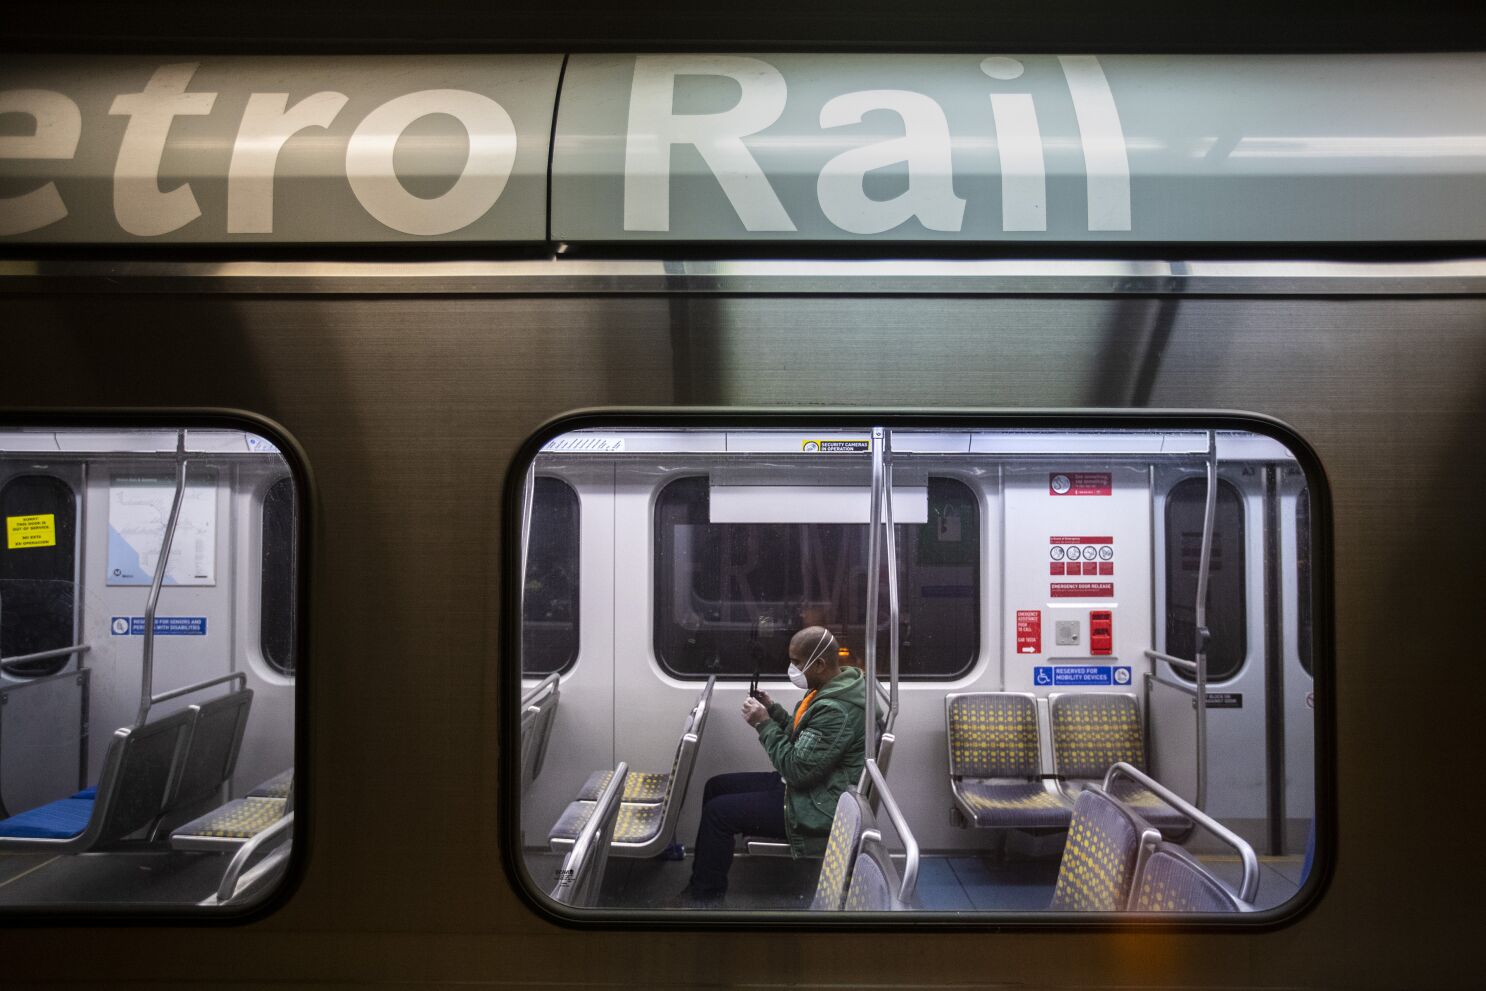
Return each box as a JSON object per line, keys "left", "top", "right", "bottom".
{"left": 526, "top": 849, "right": 1305, "bottom": 912}
{"left": 0, "top": 849, "right": 230, "bottom": 906}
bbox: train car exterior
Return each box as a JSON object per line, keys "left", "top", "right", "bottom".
{"left": 0, "top": 49, "right": 1482, "bottom": 988}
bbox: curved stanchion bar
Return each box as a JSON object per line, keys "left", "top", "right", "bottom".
{"left": 551, "top": 760, "right": 627, "bottom": 908}
{"left": 864, "top": 757, "right": 917, "bottom": 906}
{"left": 1103, "top": 761, "right": 1258, "bottom": 905}
{"left": 216, "top": 811, "right": 294, "bottom": 904}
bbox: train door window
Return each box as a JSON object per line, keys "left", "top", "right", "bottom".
{"left": 1, "top": 475, "right": 78, "bottom": 678}
{"left": 514, "top": 421, "right": 1326, "bottom": 926}
{"left": 653, "top": 475, "right": 978, "bottom": 680}
{"left": 1297, "top": 486, "right": 1312, "bottom": 677}
{"left": 522, "top": 477, "right": 580, "bottom": 676}
{"left": 0, "top": 423, "right": 303, "bottom": 916}
{"left": 260, "top": 476, "right": 298, "bottom": 677}
{"left": 1165, "top": 478, "right": 1247, "bottom": 682}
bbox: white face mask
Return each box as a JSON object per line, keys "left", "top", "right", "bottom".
{"left": 788, "top": 630, "right": 834, "bottom": 689}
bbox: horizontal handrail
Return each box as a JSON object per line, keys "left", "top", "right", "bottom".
{"left": 0, "top": 643, "right": 90, "bottom": 671}
{"left": 1144, "top": 648, "right": 1198, "bottom": 672}
{"left": 217, "top": 812, "right": 294, "bottom": 903}
{"left": 865, "top": 758, "right": 917, "bottom": 905}
{"left": 1103, "top": 761, "right": 1258, "bottom": 905}
{"left": 521, "top": 672, "right": 560, "bottom": 709}
{"left": 1145, "top": 671, "right": 1200, "bottom": 700}
{"left": 151, "top": 671, "right": 247, "bottom": 706}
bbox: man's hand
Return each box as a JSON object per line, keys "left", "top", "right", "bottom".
{"left": 741, "top": 697, "right": 770, "bottom": 728}
{"left": 754, "top": 689, "right": 774, "bottom": 708}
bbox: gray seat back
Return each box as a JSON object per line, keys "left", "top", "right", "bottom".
{"left": 1049, "top": 692, "right": 1145, "bottom": 782}
{"left": 552, "top": 761, "right": 627, "bottom": 908}
{"left": 947, "top": 692, "right": 1041, "bottom": 779}
{"left": 520, "top": 675, "right": 561, "bottom": 794}
{"left": 843, "top": 831, "right": 904, "bottom": 911}
{"left": 1130, "top": 840, "right": 1245, "bottom": 912}
{"left": 1049, "top": 785, "right": 1157, "bottom": 911}
{"left": 810, "top": 790, "right": 869, "bottom": 910}
{"left": 652, "top": 676, "right": 715, "bottom": 831}
{"left": 92, "top": 708, "right": 197, "bottom": 844}
{"left": 173, "top": 688, "right": 254, "bottom": 810}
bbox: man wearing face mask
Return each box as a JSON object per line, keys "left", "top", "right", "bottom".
{"left": 677, "top": 626, "right": 868, "bottom": 906}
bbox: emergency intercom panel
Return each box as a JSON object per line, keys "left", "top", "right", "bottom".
{"left": 1001, "top": 464, "right": 1152, "bottom": 693}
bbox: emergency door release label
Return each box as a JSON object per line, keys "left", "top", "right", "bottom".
{"left": 6, "top": 514, "right": 56, "bottom": 549}
{"left": 1016, "top": 610, "right": 1042, "bottom": 654}
{"left": 1050, "top": 582, "right": 1114, "bottom": 598}
{"left": 1049, "top": 472, "right": 1112, "bottom": 496}
{"left": 110, "top": 616, "right": 208, "bottom": 636}
{"left": 1034, "top": 665, "right": 1133, "bottom": 687}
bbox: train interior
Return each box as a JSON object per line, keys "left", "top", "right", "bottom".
{"left": 518, "top": 424, "right": 1318, "bottom": 915}
{"left": 0, "top": 427, "right": 297, "bottom": 909}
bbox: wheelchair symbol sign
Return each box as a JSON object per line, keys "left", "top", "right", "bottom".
{"left": 1114, "top": 666, "right": 1131, "bottom": 685}
{"left": 1034, "top": 667, "right": 1053, "bottom": 686}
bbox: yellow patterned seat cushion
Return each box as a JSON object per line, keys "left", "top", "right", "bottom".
{"left": 957, "top": 779, "right": 1074, "bottom": 828}
{"left": 549, "top": 799, "right": 664, "bottom": 845}
{"left": 248, "top": 769, "right": 293, "bottom": 799}
{"left": 177, "top": 797, "right": 286, "bottom": 840}
{"left": 574, "top": 769, "right": 670, "bottom": 805}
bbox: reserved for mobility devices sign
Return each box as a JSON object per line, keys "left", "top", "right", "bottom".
{"left": 110, "top": 616, "right": 207, "bottom": 636}
{"left": 1034, "top": 664, "right": 1131, "bottom": 687}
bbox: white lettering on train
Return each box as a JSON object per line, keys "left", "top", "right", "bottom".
{"left": 0, "top": 89, "right": 80, "bottom": 236}
{"left": 108, "top": 63, "right": 218, "bottom": 237}
{"left": 623, "top": 55, "right": 796, "bottom": 233}
{"left": 0, "top": 54, "right": 1132, "bottom": 238}
{"left": 345, "top": 89, "right": 518, "bottom": 236}
{"left": 983, "top": 59, "right": 1047, "bottom": 232}
{"left": 228, "top": 91, "right": 349, "bottom": 234}
{"left": 817, "top": 90, "right": 965, "bottom": 235}
{"left": 621, "top": 54, "right": 1130, "bottom": 235}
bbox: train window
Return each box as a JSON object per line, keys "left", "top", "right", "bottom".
{"left": 260, "top": 477, "right": 298, "bottom": 677}
{"left": 522, "top": 477, "right": 581, "bottom": 676}
{"left": 1, "top": 475, "right": 78, "bottom": 679}
{"left": 1165, "top": 478, "right": 1247, "bottom": 683}
{"left": 653, "top": 475, "right": 978, "bottom": 680}
{"left": 1297, "top": 487, "right": 1313, "bottom": 678}
{"left": 514, "top": 422, "right": 1325, "bottom": 924}
{"left": 0, "top": 424, "right": 302, "bottom": 915}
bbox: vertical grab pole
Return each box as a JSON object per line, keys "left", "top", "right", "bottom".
{"left": 881, "top": 429, "right": 900, "bottom": 730}
{"left": 519, "top": 464, "right": 536, "bottom": 672}
{"left": 1192, "top": 430, "right": 1219, "bottom": 811}
{"left": 864, "top": 426, "right": 884, "bottom": 762}
{"left": 136, "top": 430, "right": 188, "bottom": 728}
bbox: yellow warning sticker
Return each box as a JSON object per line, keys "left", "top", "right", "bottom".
{"left": 6, "top": 514, "right": 56, "bottom": 550}
{"left": 801, "top": 439, "right": 871, "bottom": 453}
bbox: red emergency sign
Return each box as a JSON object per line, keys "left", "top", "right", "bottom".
{"left": 1016, "top": 610, "right": 1042, "bottom": 654}
{"left": 1050, "top": 582, "right": 1115, "bottom": 598}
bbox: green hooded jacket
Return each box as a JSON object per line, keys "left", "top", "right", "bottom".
{"left": 755, "top": 666, "right": 868, "bottom": 857}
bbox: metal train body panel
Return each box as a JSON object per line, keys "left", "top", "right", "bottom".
{"left": 0, "top": 265, "right": 1479, "bottom": 985}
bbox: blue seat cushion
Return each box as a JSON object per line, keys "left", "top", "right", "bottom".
{"left": 72, "top": 786, "right": 97, "bottom": 801}
{"left": 0, "top": 796, "right": 95, "bottom": 839}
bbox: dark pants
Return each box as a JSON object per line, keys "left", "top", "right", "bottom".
{"left": 688, "top": 771, "right": 787, "bottom": 897}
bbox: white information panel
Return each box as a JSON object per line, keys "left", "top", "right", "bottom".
{"left": 107, "top": 471, "right": 217, "bottom": 586}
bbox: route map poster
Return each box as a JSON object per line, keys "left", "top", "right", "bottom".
{"left": 107, "top": 471, "right": 218, "bottom": 586}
